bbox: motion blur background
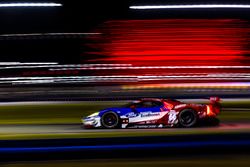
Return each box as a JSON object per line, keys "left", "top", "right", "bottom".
{"left": 0, "top": 0, "right": 250, "bottom": 100}
{"left": 0, "top": 0, "right": 250, "bottom": 166}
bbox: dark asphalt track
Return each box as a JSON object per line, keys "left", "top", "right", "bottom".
{"left": 0, "top": 122, "right": 249, "bottom": 162}
{"left": 0, "top": 123, "right": 249, "bottom": 134}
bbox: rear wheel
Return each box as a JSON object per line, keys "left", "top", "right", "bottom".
{"left": 178, "top": 109, "right": 197, "bottom": 127}
{"left": 101, "top": 111, "right": 120, "bottom": 129}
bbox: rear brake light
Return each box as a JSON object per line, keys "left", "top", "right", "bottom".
{"left": 206, "top": 105, "right": 215, "bottom": 116}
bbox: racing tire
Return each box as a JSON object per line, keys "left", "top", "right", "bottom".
{"left": 101, "top": 111, "right": 120, "bottom": 129}
{"left": 178, "top": 109, "right": 197, "bottom": 128}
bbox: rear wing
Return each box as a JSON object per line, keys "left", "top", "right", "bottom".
{"left": 209, "top": 97, "right": 221, "bottom": 103}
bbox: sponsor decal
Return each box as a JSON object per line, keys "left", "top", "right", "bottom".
{"left": 126, "top": 112, "right": 138, "bottom": 118}
{"left": 135, "top": 120, "right": 157, "bottom": 124}
{"left": 146, "top": 120, "right": 157, "bottom": 124}
{"left": 168, "top": 110, "right": 177, "bottom": 124}
{"left": 137, "top": 121, "right": 147, "bottom": 124}
{"left": 141, "top": 112, "right": 160, "bottom": 117}
{"left": 129, "top": 125, "right": 159, "bottom": 128}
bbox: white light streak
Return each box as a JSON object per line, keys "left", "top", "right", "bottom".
{"left": 0, "top": 73, "right": 250, "bottom": 85}
{"left": 0, "top": 62, "right": 58, "bottom": 66}
{"left": 0, "top": 33, "right": 101, "bottom": 37}
{"left": 129, "top": 4, "right": 250, "bottom": 10}
{"left": 0, "top": 3, "right": 62, "bottom": 8}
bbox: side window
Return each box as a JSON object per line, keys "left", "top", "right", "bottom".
{"left": 132, "top": 102, "right": 143, "bottom": 108}
{"left": 142, "top": 101, "right": 153, "bottom": 108}
{"left": 152, "top": 101, "right": 163, "bottom": 107}
{"left": 131, "top": 101, "right": 162, "bottom": 108}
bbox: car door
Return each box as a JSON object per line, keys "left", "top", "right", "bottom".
{"left": 136, "top": 101, "right": 161, "bottom": 113}
{"left": 129, "top": 101, "right": 164, "bottom": 124}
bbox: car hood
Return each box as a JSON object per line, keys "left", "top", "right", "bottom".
{"left": 100, "top": 107, "right": 122, "bottom": 112}
{"left": 85, "top": 107, "right": 123, "bottom": 119}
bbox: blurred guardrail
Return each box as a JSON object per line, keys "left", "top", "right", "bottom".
{"left": 0, "top": 85, "right": 250, "bottom": 101}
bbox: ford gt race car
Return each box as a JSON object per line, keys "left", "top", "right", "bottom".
{"left": 82, "top": 97, "right": 221, "bottom": 129}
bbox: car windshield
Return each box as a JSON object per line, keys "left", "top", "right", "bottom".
{"left": 122, "top": 101, "right": 140, "bottom": 108}
{"left": 121, "top": 100, "right": 163, "bottom": 108}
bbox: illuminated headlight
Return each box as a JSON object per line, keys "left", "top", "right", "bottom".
{"left": 88, "top": 112, "right": 99, "bottom": 117}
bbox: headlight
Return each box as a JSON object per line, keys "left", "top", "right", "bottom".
{"left": 88, "top": 112, "right": 99, "bottom": 117}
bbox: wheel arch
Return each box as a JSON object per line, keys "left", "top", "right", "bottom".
{"left": 175, "top": 106, "right": 199, "bottom": 113}
{"left": 99, "top": 109, "right": 121, "bottom": 117}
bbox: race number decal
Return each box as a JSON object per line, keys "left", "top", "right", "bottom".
{"left": 168, "top": 110, "right": 177, "bottom": 124}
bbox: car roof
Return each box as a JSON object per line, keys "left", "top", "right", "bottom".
{"left": 140, "top": 98, "right": 163, "bottom": 102}
{"left": 164, "top": 99, "right": 182, "bottom": 103}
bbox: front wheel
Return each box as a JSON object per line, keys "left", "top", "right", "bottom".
{"left": 178, "top": 109, "right": 197, "bottom": 128}
{"left": 101, "top": 111, "right": 120, "bottom": 129}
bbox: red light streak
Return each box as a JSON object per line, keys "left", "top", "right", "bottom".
{"left": 88, "top": 19, "right": 248, "bottom": 65}
{"left": 101, "top": 55, "right": 242, "bottom": 61}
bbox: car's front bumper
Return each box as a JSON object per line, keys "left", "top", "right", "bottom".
{"left": 82, "top": 116, "right": 101, "bottom": 128}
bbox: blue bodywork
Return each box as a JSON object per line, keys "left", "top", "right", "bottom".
{"left": 98, "top": 105, "right": 164, "bottom": 118}
{"left": 82, "top": 100, "right": 170, "bottom": 128}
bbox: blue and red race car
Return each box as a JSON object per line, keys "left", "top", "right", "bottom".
{"left": 82, "top": 97, "right": 221, "bottom": 129}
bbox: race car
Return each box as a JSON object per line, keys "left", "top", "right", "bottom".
{"left": 82, "top": 97, "right": 221, "bottom": 129}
